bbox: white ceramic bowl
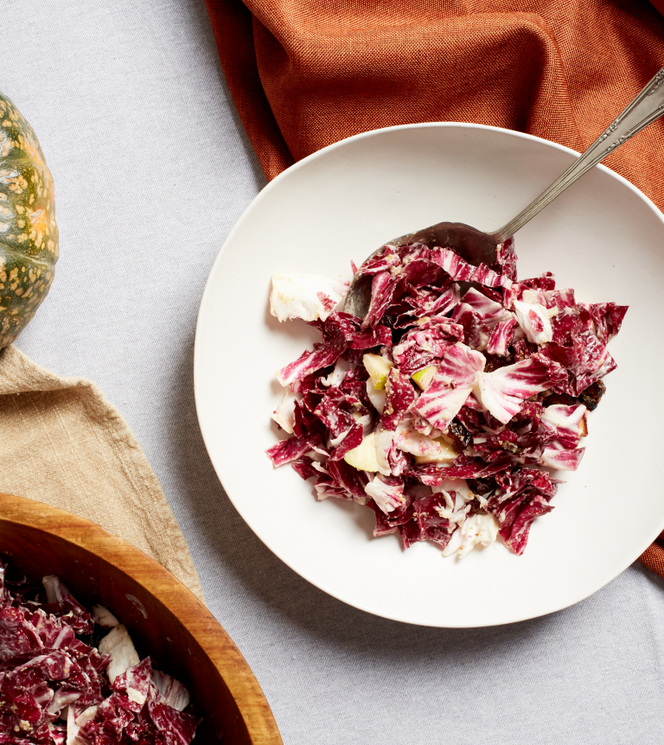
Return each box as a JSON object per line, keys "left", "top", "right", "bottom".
{"left": 195, "top": 123, "right": 664, "bottom": 627}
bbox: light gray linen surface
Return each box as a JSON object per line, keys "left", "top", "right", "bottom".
{"left": 2, "top": 2, "right": 663, "bottom": 743}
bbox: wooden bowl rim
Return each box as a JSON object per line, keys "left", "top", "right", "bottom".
{"left": 0, "top": 492, "right": 282, "bottom": 745}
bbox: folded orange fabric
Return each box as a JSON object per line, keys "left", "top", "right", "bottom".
{"left": 205, "top": 0, "right": 664, "bottom": 576}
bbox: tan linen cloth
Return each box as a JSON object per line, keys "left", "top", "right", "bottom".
{"left": 0, "top": 344, "right": 204, "bottom": 603}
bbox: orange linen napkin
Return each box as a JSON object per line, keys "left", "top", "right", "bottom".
{"left": 205, "top": 0, "right": 664, "bottom": 577}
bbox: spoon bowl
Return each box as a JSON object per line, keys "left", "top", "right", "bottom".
{"left": 343, "top": 221, "right": 499, "bottom": 317}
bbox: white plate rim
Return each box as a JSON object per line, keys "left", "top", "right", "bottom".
{"left": 195, "top": 122, "right": 664, "bottom": 627}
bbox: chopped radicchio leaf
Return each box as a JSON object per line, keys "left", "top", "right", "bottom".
{"left": 0, "top": 562, "right": 199, "bottom": 744}
{"left": 268, "top": 243, "right": 627, "bottom": 558}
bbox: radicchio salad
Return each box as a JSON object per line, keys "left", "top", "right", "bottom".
{"left": 267, "top": 238, "right": 627, "bottom": 558}
{"left": 0, "top": 562, "right": 198, "bottom": 744}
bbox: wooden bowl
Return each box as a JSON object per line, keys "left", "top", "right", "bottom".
{"left": 0, "top": 493, "right": 283, "bottom": 745}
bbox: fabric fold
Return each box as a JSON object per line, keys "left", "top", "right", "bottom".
{"left": 206, "top": 0, "right": 294, "bottom": 175}
{"left": 206, "top": 0, "right": 664, "bottom": 217}
{"left": 0, "top": 345, "right": 204, "bottom": 603}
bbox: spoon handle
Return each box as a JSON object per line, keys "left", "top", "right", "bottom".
{"left": 492, "top": 65, "right": 664, "bottom": 244}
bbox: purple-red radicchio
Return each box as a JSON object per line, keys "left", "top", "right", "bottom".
{"left": 268, "top": 238, "right": 627, "bottom": 558}
{"left": 0, "top": 564, "right": 199, "bottom": 743}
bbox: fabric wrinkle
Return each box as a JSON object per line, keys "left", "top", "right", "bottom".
{"left": 0, "top": 345, "right": 205, "bottom": 603}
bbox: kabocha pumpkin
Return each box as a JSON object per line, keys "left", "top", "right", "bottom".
{"left": 0, "top": 91, "right": 58, "bottom": 348}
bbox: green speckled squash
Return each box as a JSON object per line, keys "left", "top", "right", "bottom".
{"left": 0, "top": 91, "right": 58, "bottom": 348}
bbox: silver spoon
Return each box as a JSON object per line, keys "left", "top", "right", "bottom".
{"left": 345, "top": 65, "right": 664, "bottom": 319}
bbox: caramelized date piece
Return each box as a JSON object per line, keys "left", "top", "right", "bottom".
{"left": 483, "top": 352, "right": 514, "bottom": 372}
{"left": 446, "top": 419, "right": 472, "bottom": 452}
{"left": 542, "top": 391, "right": 576, "bottom": 407}
{"left": 577, "top": 380, "right": 605, "bottom": 411}
{"left": 543, "top": 380, "right": 606, "bottom": 411}
{"left": 467, "top": 477, "right": 496, "bottom": 497}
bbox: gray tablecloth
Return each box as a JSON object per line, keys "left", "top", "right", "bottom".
{"left": 4, "top": 2, "right": 664, "bottom": 742}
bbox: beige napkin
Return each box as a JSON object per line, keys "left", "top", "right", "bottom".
{"left": 0, "top": 345, "right": 204, "bottom": 603}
